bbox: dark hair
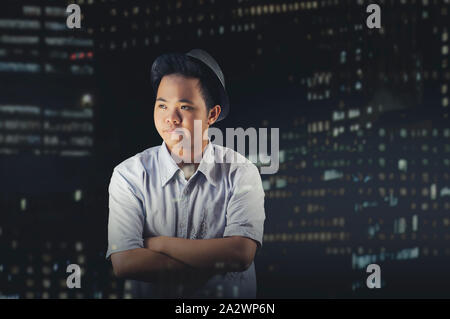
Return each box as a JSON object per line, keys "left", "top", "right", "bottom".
{"left": 150, "top": 53, "right": 221, "bottom": 113}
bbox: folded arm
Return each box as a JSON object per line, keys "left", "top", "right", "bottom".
{"left": 145, "top": 235, "right": 257, "bottom": 272}
{"left": 110, "top": 248, "right": 217, "bottom": 285}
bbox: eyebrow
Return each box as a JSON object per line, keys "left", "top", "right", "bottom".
{"left": 156, "top": 97, "right": 195, "bottom": 104}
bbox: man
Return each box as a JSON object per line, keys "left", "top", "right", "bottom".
{"left": 106, "top": 49, "right": 266, "bottom": 298}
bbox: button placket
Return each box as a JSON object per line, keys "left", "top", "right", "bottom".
{"left": 180, "top": 184, "right": 190, "bottom": 238}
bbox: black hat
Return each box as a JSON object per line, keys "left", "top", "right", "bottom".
{"left": 185, "top": 49, "right": 230, "bottom": 122}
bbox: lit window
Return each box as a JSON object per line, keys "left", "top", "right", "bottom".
{"left": 74, "top": 189, "right": 83, "bottom": 201}
{"left": 340, "top": 51, "right": 346, "bottom": 64}
{"left": 20, "top": 198, "right": 27, "bottom": 211}
{"left": 75, "top": 242, "right": 83, "bottom": 252}
{"left": 23, "top": 6, "right": 41, "bottom": 16}
{"left": 45, "top": 6, "right": 67, "bottom": 17}
{"left": 400, "top": 128, "right": 407, "bottom": 138}
{"left": 0, "top": 35, "right": 39, "bottom": 44}
{"left": 0, "top": 19, "right": 40, "bottom": 29}
{"left": 398, "top": 159, "right": 408, "bottom": 172}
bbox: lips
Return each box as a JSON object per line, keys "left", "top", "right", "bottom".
{"left": 164, "top": 127, "right": 183, "bottom": 134}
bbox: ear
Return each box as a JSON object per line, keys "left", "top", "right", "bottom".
{"left": 208, "top": 105, "right": 221, "bottom": 125}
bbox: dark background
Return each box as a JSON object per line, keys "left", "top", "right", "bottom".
{"left": 0, "top": 0, "right": 449, "bottom": 298}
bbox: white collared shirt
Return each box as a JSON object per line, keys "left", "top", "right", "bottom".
{"left": 106, "top": 141, "right": 266, "bottom": 298}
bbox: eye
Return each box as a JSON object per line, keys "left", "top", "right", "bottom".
{"left": 180, "top": 105, "right": 192, "bottom": 110}
{"left": 158, "top": 104, "right": 167, "bottom": 109}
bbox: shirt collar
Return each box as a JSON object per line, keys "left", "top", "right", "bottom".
{"left": 157, "top": 140, "right": 218, "bottom": 187}
{"left": 196, "top": 141, "right": 217, "bottom": 187}
{"left": 158, "top": 141, "right": 181, "bottom": 187}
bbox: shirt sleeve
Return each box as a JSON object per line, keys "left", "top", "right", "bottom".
{"left": 224, "top": 163, "right": 266, "bottom": 250}
{"left": 106, "top": 168, "right": 145, "bottom": 260}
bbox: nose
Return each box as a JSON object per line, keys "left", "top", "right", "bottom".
{"left": 166, "top": 108, "right": 181, "bottom": 125}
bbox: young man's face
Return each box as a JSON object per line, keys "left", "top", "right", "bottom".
{"left": 154, "top": 74, "right": 220, "bottom": 157}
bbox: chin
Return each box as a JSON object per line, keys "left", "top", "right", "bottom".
{"left": 165, "top": 134, "right": 182, "bottom": 144}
